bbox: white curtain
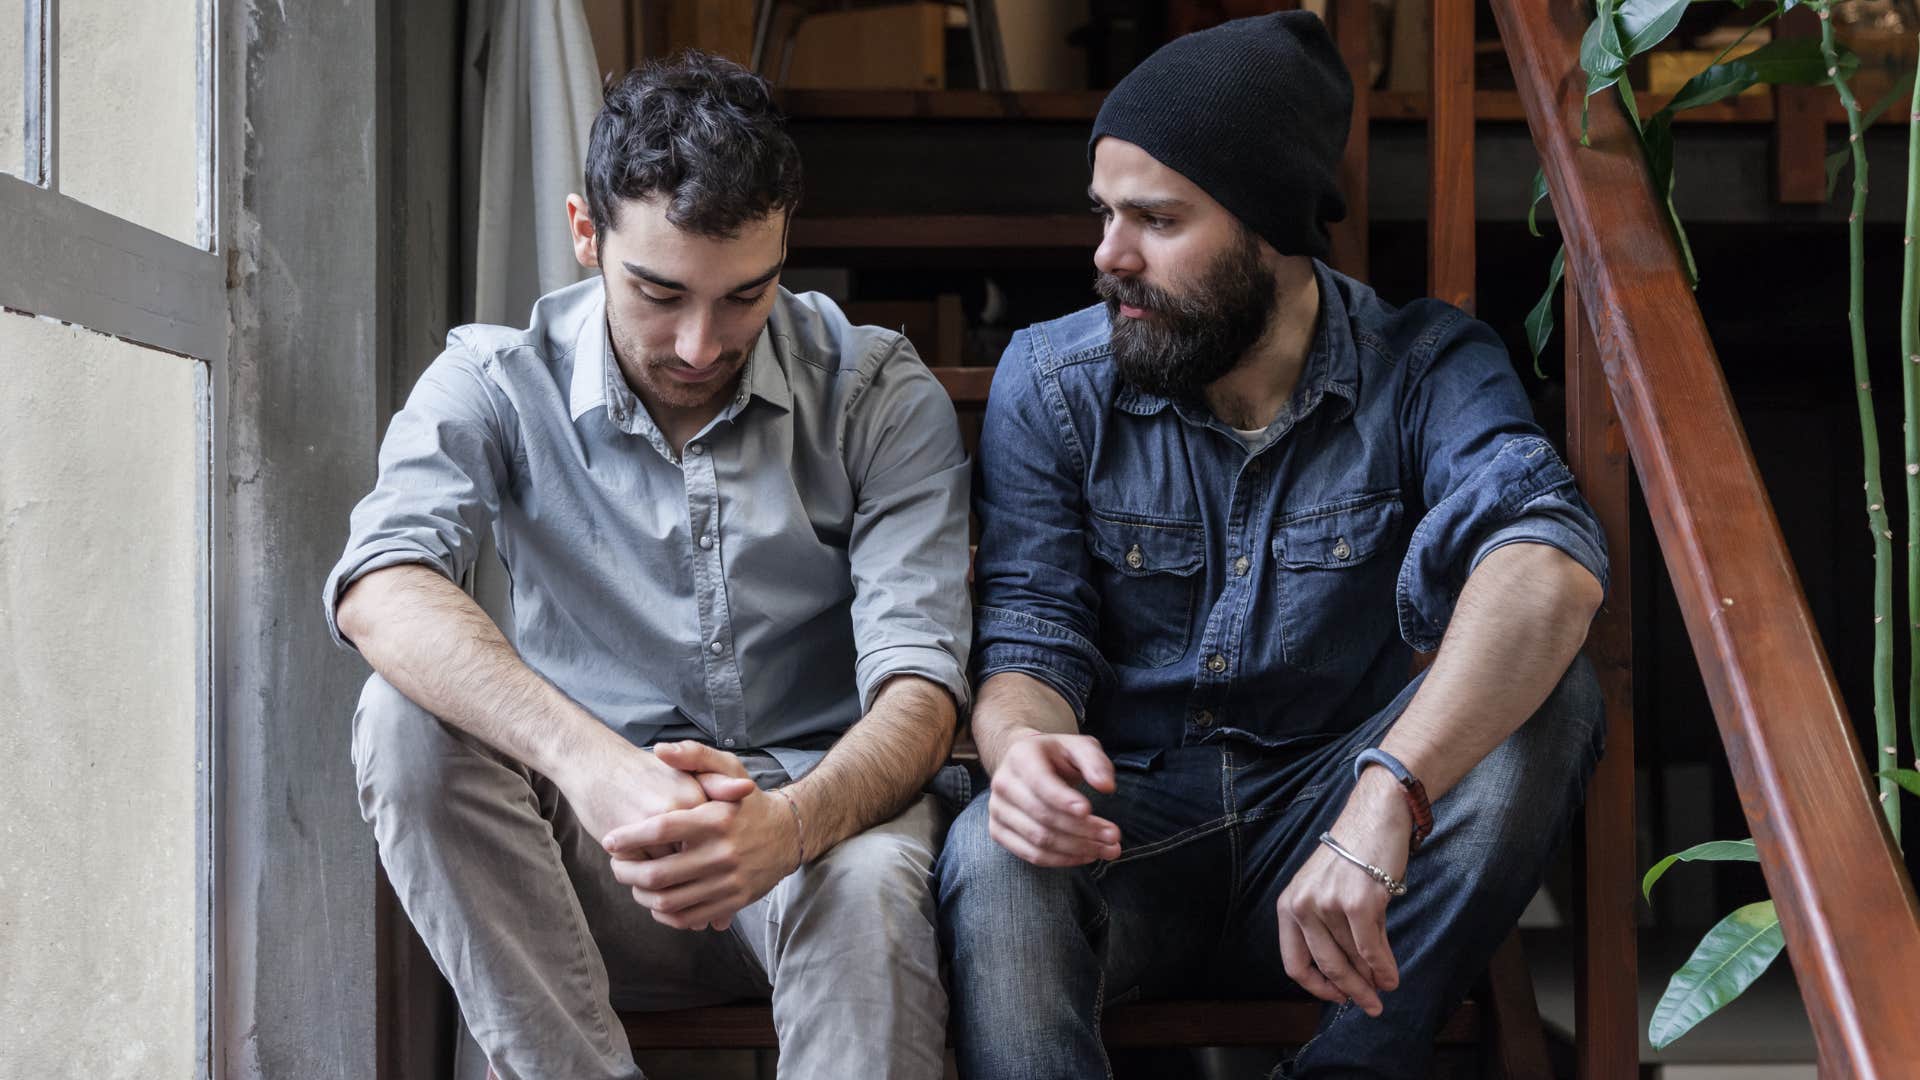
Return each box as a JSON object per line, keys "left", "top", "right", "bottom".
{"left": 463, "top": 0, "right": 603, "bottom": 327}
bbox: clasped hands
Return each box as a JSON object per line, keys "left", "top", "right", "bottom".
{"left": 989, "top": 731, "right": 1410, "bottom": 1018}
{"left": 574, "top": 740, "right": 802, "bottom": 933}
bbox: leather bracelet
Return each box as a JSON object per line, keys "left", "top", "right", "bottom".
{"left": 1353, "top": 747, "right": 1433, "bottom": 852}
{"left": 1318, "top": 832, "right": 1408, "bottom": 897}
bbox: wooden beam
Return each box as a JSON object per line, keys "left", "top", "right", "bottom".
{"left": 1428, "top": 0, "right": 1475, "bottom": 312}
{"left": 1565, "top": 277, "right": 1639, "bottom": 1080}
{"left": 1493, "top": 0, "right": 1920, "bottom": 1071}
{"left": 1327, "top": 0, "right": 1370, "bottom": 280}
{"left": 1772, "top": 5, "right": 1828, "bottom": 205}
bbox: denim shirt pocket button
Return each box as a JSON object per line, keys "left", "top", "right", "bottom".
{"left": 1087, "top": 512, "right": 1205, "bottom": 669}
{"left": 1271, "top": 494, "right": 1404, "bottom": 672}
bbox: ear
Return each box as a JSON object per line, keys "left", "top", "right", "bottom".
{"left": 566, "top": 194, "right": 599, "bottom": 269}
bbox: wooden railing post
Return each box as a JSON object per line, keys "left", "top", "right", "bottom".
{"left": 1327, "top": 0, "right": 1370, "bottom": 280}
{"left": 1493, "top": 1, "right": 1920, "bottom": 1070}
{"left": 1429, "top": 0, "right": 1475, "bottom": 312}
{"left": 1565, "top": 276, "right": 1639, "bottom": 1080}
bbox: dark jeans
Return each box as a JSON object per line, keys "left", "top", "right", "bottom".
{"left": 936, "top": 656, "right": 1603, "bottom": 1079}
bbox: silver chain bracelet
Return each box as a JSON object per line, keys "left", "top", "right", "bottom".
{"left": 1317, "top": 832, "right": 1408, "bottom": 897}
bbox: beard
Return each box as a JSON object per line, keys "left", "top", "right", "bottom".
{"left": 607, "top": 316, "right": 749, "bottom": 413}
{"left": 1095, "top": 229, "right": 1278, "bottom": 402}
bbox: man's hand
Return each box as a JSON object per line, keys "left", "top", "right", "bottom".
{"left": 559, "top": 737, "right": 755, "bottom": 861}
{"left": 988, "top": 732, "right": 1123, "bottom": 867}
{"left": 1275, "top": 771, "right": 1411, "bottom": 1017}
{"left": 601, "top": 742, "right": 797, "bottom": 931}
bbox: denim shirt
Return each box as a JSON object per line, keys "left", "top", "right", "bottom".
{"left": 971, "top": 261, "right": 1608, "bottom": 754}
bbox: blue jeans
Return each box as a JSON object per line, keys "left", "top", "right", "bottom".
{"left": 936, "top": 656, "right": 1603, "bottom": 1080}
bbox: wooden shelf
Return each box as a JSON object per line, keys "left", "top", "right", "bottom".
{"left": 789, "top": 213, "right": 1098, "bottom": 249}
{"left": 777, "top": 86, "right": 1899, "bottom": 126}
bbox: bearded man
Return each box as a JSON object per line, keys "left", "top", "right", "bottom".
{"left": 936, "top": 13, "right": 1609, "bottom": 1079}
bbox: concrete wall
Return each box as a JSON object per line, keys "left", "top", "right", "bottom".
{"left": 1, "top": 4, "right": 22, "bottom": 176}
{"left": 60, "top": 0, "right": 201, "bottom": 243}
{"left": 216, "top": 0, "right": 380, "bottom": 1075}
{"left": 0, "top": 311, "right": 201, "bottom": 1080}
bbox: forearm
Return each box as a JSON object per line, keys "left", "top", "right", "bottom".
{"left": 784, "top": 675, "right": 956, "bottom": 857}
{"left": 335, "top": 563, "right": 621, "bottom": 782}
{"left": 1379, "top": 542, "right": 1603, "bottom": 800}
{"left": 972, "top": 671, "right": 1079, "bottom": 775}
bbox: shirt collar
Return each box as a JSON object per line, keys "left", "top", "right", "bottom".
{"left": 1111, "top": 258, "right": 1357, "bottom": 427}
{"left": 566, "top": 289, "right": 793, "bottom": 431}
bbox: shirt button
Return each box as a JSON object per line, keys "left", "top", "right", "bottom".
{"left": 698, "top": 534, "right": 714, "bottom": 550}
{"left": 1194, "top": 709, "right": 1214, "bottom": 727}
{"left": 722, "top": 737, "right": 736, "bottom": 748}
{"left": 1233, "top": 555, "right": 1251, "bottom": 576}
{"left": 1333, "top": 538, "right": 1352, "bottom": 561}
{"left": 1206, "top": 654, "right": 1227, "bottom": 673}
{"left": 689, "top": 444, "right": 706, "bottom": 455}
{"left": 1125, "top": 544, "right": 1144, "bottom": 570}
{"left": 710, "top": 640, "right": 724, "bottom": 655}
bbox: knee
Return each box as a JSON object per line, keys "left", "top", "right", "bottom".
{"left": 351, "top": 674, "right": 491, "bottom": 827}
{"left": 936, "top": 795, "right": 1085, "bottom": 940}
{"left": 1437, "top": 654, "right": 1605, "bottom": 853}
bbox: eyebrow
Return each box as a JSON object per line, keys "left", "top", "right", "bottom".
{"left": 621, "top": 261, "right": 785, "bottom": 295}
{"left": 1087, "top": 187, "right": 1190, "bottom": 214}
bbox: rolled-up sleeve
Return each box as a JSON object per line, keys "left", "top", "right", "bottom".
{"left": 970, "top": 336, "right": 1110, "bottom": 719}
{"left": 843, "top": 342, "right": 974, "bottom": 714}
{"left": 1395, "top": 310, "right": 1609, "bottom": 651}
{"left": 321, "top": 347, "right": 512, "bottom": 649}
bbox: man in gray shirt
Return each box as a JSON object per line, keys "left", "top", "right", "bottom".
{"left": 324, "top": 53, "right": 969, "bottom": 1080}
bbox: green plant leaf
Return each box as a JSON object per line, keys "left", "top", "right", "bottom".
{"left": 1649, "top": 901, "right": 1784, "bottom": 1050}
{"left": 1879, "top": 768, "right": 1920, "bottom": 797}
{"left": 1582, "top": 0, "right": 1628, "bottom": 96}
{"left": 1664, "top": 60, "right": 1760, "bottom": 115}
{"left": 1526, "top": 246, "right": 1566, "bottom": 375}
{"left": 1617, "top": 0, "right": 1693, "bottom": 59}
{"left": 1528, "top": 168, "right": 1551, "bottom": 238}
{"left": 1642, "top": 838, "right": 1758, "bottom": 902}
{"left": 1732, "top": 36, "right": 1858, "bottom": 87}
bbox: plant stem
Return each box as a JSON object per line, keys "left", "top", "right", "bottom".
{"left": 1906, "top": 33, "right": 1920, "bottom": 838}
{"left": 1819, "top": 2, "right": 1901, "bottom": 843}
{"left": 1706, "top": 7, "right": 1780, "bottom": 70}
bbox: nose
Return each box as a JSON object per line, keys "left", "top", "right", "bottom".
{"left": 676, "top": 311, "right": 723, "bottom": 369}
{"left": 1094, "top": 220, "right": 1143, "bottom": 279}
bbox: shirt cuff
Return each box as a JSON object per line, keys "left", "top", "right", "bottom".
{"left": 857, "top": 644, "right": 972, "bottom": 718}
{"left": 1469, "top": 513, "right": 1610, "bottom": 596}
{"left": 972, "top": 606, "right": 1111, "bottom": 721}
{"left": 321, "top": 546, "right": 457, "bottom": 650}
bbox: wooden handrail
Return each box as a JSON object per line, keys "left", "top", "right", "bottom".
{"left": 1490, "top": 1, "right": 1920, "bottom": 1072}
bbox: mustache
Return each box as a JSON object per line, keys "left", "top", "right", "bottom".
{"left": 1094, "top": 272, "right": 1179, "bottom": 314}
{"left": 645, "top": 348, "right": 747, "bottom": 371}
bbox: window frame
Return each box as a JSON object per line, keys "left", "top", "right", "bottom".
{"left": 3, "top": 3, "right": 221, "bottom": 1078}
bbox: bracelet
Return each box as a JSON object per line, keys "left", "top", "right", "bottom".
{"left": 1318, "top": 832, "right": 1408, "bottom": 897}
{"left": 1353, "top": 747, "right": 1433, "bottom": 852}
{"left": 774, "top": 788, "right": 807, "bottom": 872}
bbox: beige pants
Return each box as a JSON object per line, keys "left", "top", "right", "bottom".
{"left": 351, "top": 674, "right": 950, "bottom": 1080}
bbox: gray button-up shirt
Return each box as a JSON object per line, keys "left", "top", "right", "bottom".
{"left": 324, "top": 279, "right": 972, "bottom": 781}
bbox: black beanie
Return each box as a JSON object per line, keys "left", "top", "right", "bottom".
{"left": 1090, "top": 11, "right": 1353, "bottom": 259}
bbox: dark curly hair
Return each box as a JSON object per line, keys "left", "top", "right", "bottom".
{"left": 585, "top": 51, "right": 803, "bottom": 241}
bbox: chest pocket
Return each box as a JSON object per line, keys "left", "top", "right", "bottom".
{"left": 1086, "top": 512, "right": 1204, "bottom": 669}
{"left": 1270, "top": 494, "right": 1404, "bottom": 673}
